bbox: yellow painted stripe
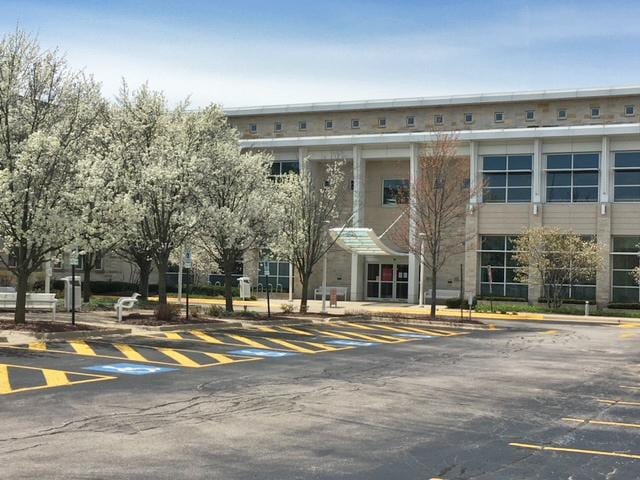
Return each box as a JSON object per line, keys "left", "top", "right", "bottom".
{"left": 304, "top": 341, "right": 339, "bottom": 351}
{"left": 597, "top": 399, "right": 640, "bottom": 407}
{"left": 338, "top": 322, "right": 378, "bottom": 331}
{"left": 190, "top": 330, "right": 225, "bottom": 344}
{"left": 157, "top": 348, "right": 200, "bottom": 367}
{"left": 620, "top": 385, "right": 640, "bottom": 391}
{"left": 510, "top": 442, "right": 640, "bottom": 460}
{"left": 113, "top": 343, "right": 149, "bottom": 362}
{"left": 542, "top": 330, "right": 559, "bottom": 335}
{"left": 315, "top": 330, "right": 357, "bottom": 340}
{"left": 398, "top": 325, "right": 450, "bottom": 335}
{"left": 164, "top": 332, "right": 183, "bottom": 340}
{"left": 265, "top": 338, "right": 315, "bottom": 354}
{"left": 0, "top": 365, "right": 11, "bottom": 394}
{"left": 278, "top": 326, "right": 313, "bottom": 336}
{"left": 202, "top": 352, "right": 236, "bottom": 364}
{"left": 68, "top": 340, "right": 97, "bottom": 356}
{"left": 620, "top": 333, "right": 636, "bottom": 339}
{"left": 331, "top": 330, "right": 404, "bottom": 343}
{"left": 256, "top": 326, "right": 278, "bottom": 333}
{"left": 357, "top": 323, "right": 410, "bottom": 333}
{"left": 42, "top": 368, "right": 69, "bottom": 387}
{"left": 227, "top": 334, "right": 271, "bottom": 349}
{"left": 563, "top": 417, "right": 640, "bottom": 429}
{"left": 28, "top": 342, "right": 47, "bottom": 351}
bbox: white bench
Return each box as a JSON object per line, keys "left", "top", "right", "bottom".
{"left": 424, "top": 289, "right": 461, "bottom": 302}
{"left": 0, "top": 292, "right": 57, "bottom": 320}
{"left": 314, "top": 286, "right": 348, "bottom": 301}
{"left": 114, "top": 293, "right": 141, "bottom": 322}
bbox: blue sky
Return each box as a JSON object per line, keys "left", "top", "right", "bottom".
{"left": 1, "top": 0, "right": 639, "bottom": 108}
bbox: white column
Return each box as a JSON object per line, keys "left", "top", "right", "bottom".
{"left": 469, "top": 141, "right": 479, "bottom": 205}
{"left": 600, "top": 136, "right": 610, "bottom": 204}
{"left": 407, "top": 143, "right": 420, "bottom": 304}
{"left": 350, "top": 145, "right": 364, "bottom": 301}
{"left": 532, "top": 138, "right": 542, "bottom": 204}
{"left": 298, "top": 146, "right": 308, "bottom": 175}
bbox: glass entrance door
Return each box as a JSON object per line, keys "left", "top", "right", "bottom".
{"left": 366, "top": 262, "right": 409, "bottom": 301}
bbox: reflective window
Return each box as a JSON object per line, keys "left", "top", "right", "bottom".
{"left": 478, "top": 235, "right": 528, "bottom": 299}
{"left": 482, "top": 155, "right": 532, "bottom": 203}
{"left": 611, "top": 236, "right": 640, "bottom": 303}
{"left": 525, "top": 110, "right": 535, "bottom": 121}
{"left": 406, "top": 116, "right": 415, "bottom": 127}
{"left": 494, "top": 112, "right": 504, "bottom": 123}
{"left": 351, "top": 119, "right": 360, "bottom": 129}
{"left": 383, "top": 179, "right": 410, "bottom": 205}
{"left": 270, "top": 161, "right": 299, "bottom": 179}
{"left": 434, "top": 114, "right": 443, "bottom": 125}
{"left": 298, "top": 121, "right": 307, "bottom": 131}
{"left": 614, "top": 151, "right": 640, "bottom": 201}
{"left": 546, "top": 153, "right": 599, "bottom": 203}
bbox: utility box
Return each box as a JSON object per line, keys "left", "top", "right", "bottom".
{"left": 238, "top": 277, "right": 251, "bottom": 300}
{"left": 61, "top": 276, "right": 82, "bottom": 311}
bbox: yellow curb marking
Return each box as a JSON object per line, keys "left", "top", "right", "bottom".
{"left": 510, "top": 442, "right": 640, "bottom": 460}
{"left": 113, "top": 343, "right": 149, "bottom": 362}
{"left": 278, "top": 326, "right": 314, "bottom": 336}
{"left": 0, "top": 363, "right": 115, "bottom": 395}
{"left": 190, "top": 330, "right": 225, "bottom": 344}
{"left": 563, "top": 417, "right": 640, "bottom": 429}
{"left": 597, "top": 399, "right": 640, "bottom": 407}
{"left": 620, "top": 385, "right": 640, "bottom": 391}
{"left": 68, "top": 340, "right": 97, "bottom": 356}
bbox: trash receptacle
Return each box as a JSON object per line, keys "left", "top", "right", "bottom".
{"left": 238, "top": 277, "right": 251, "bottom": 300}
{"left": 61, "top": 275, "right": 82, "bottom": 311}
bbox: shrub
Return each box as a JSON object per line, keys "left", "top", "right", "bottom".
{"left": 280, "top": 302, "right": 294, "bottom": 314}
{"left": 445, "top": 298, "right": 469, "bottom": 309}
{"left": 476, "top": 296, "right": 527, "bottom": 303}
{"left": 607, "top": 303, "right": 640, "bottom": 310}
{"left": 207, "top": 304, "right": 225, "bottom": 317}
{"left": 154, "top": 304, "right": 181, "bottom": 322}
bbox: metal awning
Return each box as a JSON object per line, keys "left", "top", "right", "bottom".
{"left": 329, "top": 227, "right": 408, "bottom": 256}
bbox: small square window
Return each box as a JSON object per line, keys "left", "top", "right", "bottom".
{"left": 274, "top": 122, "right": 282, "bottom": 132}
{"left": 351, "top": 119, "right": 360, "bottom": 129}
{"left": 591, "top": 107, "right": 600, "bottom": 118}
{"left": 298, "top": 121, "right": 307, "bottom": 131}
{"left": 625, "top": 105, "right": 635, "bottom": 116}
{"left": 378, "top": 118, "right": 386, "bottom": 128}
{"left": 406, "top": 116, "right": 415, "bottom": 127}
{"left": 525, "top": 110, "right": 535, "bottom": 121}
{"left": 557, "top": 109, "right": 567, "bottom": 120}
{"left": 249, "top": 123, "right": 257, "bottom": 133}
{"left": 434, "top": 114, "right": 444, "bottom": 125}
{"left": 494, "top": 112, "right": 504, "bottom": 123}
{"left": 324, "top": 120, "right": 333, "bottom": 130}
{"left": 464, "top": 113, "right": 473, "bottom": 124}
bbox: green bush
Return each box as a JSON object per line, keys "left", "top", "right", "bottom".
{"left": 445, "top": 298, "right": 469, "bottom": 309}
{"left": 280, "top": 302, "right": 295, "bottom": 314}
{"left": 155, "top": 303, "right": 181, "bottom": 322}
{"left": 207, "top": 304, "right": 225, "bottom": 317}
{"left": 608, "top": 303, "right": 640, "bottom": 310}
{"left": 149, "top": 284, "right": 240, "bottom": 297}
{"left": 476, "top": 296, "right": 527, "bottom": 302}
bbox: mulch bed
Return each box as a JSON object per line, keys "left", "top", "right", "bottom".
{"left": 0, "top": 320, "right": 97, "bottom": 333}
{"left": 121, "top": 313, "right": 228, "bottom": 326}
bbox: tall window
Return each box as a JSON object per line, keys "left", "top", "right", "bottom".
{"left": 479, "top": 236, "right": 527, "bottom": 299}
{"left": 258, "top": 261, "right": 291, "bottom": 293}
{"left": 546, "top": 153, "right": 599, "bottom": 202}
{"left": 482, "top": 155, "right": 532, "bottom": 203}
{"left": 611, "top": 236, "right": 640, "bottom": 303}
{"left": 614, "top": 151, "right": 640, "bottom": 201}
{"left": 270, "top": 161, "right": 299, "bottom": 178}
{"left": 382, "top": 179, "right": 409, "bottom": 205}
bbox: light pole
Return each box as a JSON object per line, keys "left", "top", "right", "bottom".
{"left": 320, "top": 220, "right": 330, "bottom": 314}
{"left": 418, "top": 233, "right": 426, "bottom": 307}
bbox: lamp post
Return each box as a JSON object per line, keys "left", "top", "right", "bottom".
{"left": 264, "top": 255, "right": 271, "bottom": 318}
{"left": 320, "top": 220, "right": 330, "bottom": 314}
{"left": 418, "top": 233, "right": 426, "bottom": 307}
{"left": 70, "top": 249, "right": 79, "bottom": 326}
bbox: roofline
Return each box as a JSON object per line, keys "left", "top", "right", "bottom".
{"left": 238, "top": 122, "right": 640, "bottom": 149}
{"left": 225, "top": 85, "right": 640, "bottom": 117}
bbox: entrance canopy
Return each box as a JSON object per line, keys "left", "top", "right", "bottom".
{"left": 329, "top": 228, "right": 408, "bottom": 256}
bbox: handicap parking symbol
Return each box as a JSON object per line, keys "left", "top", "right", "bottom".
{"left": 326, "top": 339, "right": 377, "bottom": 347}
{"left": 394, "top": 333, "right": 433, "bottom": 339}
{"left": 84, "top": 363, "right": 177, "bottom": 375}
{"left": 229, "top": 349, "right": 297, "bottom": 358}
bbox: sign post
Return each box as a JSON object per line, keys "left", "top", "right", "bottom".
{"left": 264, "top": 258, "right": 271, "bottom": 319}
{"left": 70, "top": 250, "right": 79, "bottom": 326}
{"left": 183, "top": 250, "right": 192, "bottom": 321}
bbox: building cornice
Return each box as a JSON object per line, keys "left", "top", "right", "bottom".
{"left": 238, "top": 123, "right": 640, "bottom": 149}
{"left": 226, "top": 85, "right": 640, "bottom": 117}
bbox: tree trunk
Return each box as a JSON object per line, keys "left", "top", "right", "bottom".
{"left": 299, "top": 272, "right": 310, "bottom": 313}
{"left": 223, "top": 262, "right": 234, "bottom": 312}
{"left": 156, "top": 255, "right": 169, "bottom": 304}
{"left": 430, "top": 266, "right": 437, "bottom": 319}
{"left": 138, "top": 261, "right": 151, "bottom": 300}
{"left": 14, "top": 270, "right": 29, "bottom": 324}
{"left": 82, "top": 260, "right": 93, "bottom": 303}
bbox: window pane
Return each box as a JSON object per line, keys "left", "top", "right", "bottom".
{"left": 615, "top": 186, "right": 640, "bottom": 201}
{"left": 506, "top": 236, "right": 519, "bottom": 251}
{"left": 507, "top": 188, "right": 531, "bottom": 202}
{"left": 281, "top": 162, "right": 299, "bottom": 174}
{"left": 380, "top": 283, "right": 393, "bottom": 298}
{"left": 615, "top": 152, "right": 640, "bottom": 168}
{"left": 547, "top": 154, "right": 572, "bottom": 170}
{"left": 547, "top": 172, "right": 571, "bottom": 186}
{"left": 383, "top": 179, "right": 410, "bottom": 205}
{"left": 614, "top": 170, "right": 640, "bottom": 186}
{"left": 612, "top": 287, "right": 639, "bottom": 303}
{"left": 508, "top": 155, "right": 532, "bottom": 170}
{"left": 483, "top": 156, "right": 506, "bottom": 170}
{"left": 613, "top": 255, "right": 639, "bottom": 269}
{"left": 367, "top": 264, "right": 379, "bottom": 281}
{"left": 573, "top": 153, "right": 599, "bottom": 169}
{"left": 613, "top": 270, "right": 638, "bottom": 287}
{"left": 571, "top": 286, "right": 596, "bottom": 300}
{"left": 483, "top": 188, "right": 506, "bottom": 202}
{"left": 508, "top": 172, "right": 531, "bottom": 187}
{"left": 484, "top": 173, "right": 506, "bottom": 187}
{"left": 613, "top": 237, "right": 640, "bottom": 252}
{"left": 481, "top": 283, "right": 505, "bottom": 296}
{"left": 367, "top": 282, "right": 379, "bottom": 298}
{"left": 505, "top": 252, "right": 519, "bottom": 267}
{"left": 481, "top": 252, "right": 505, "bottom": 266}
{"left": 573, "top": 187, "right": 598, "bottom": 202}
{"left": 505, "top": 284, "right": 528, "bottom": 299}
{"left": 270, "top": 162, "right": 281, "bottom": 175}
{"left": 505, "top": 268, "right": 519, "bottom": 282}
{"left": 481, "top": 236, "right": 505, "bottom": 251}
{"left": 573, "top": 172, "right": 598, "bottom": 186}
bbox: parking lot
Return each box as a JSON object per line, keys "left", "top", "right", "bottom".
{"left": 1, "top": 320, "right": 640, "bottom": 479}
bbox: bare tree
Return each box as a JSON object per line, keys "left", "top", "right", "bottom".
{"left": 393, "top": 134, "right": 480, "bottom": 318}
{"left": 272, "top": 161, "right": 346, "bottom": 313}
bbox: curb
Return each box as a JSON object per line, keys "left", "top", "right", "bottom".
{"left": 240, "top": 318, "right": 314, "bottom": 328}
{"left": 321, "top": 317, "right": 496, "bottom": 331}
{"left": 33, "top": 327, "right": 132, "bottom": 341}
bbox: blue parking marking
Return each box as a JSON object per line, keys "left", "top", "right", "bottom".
{"left": 84, "top": 363, "right": 177, "bottom": 375}
{"left": 228, "top": 349, "right": 297, "bottom": 358}
{"left": 326, "top": 339, "right": 377, "bottom": 347}
{"left": 394, "top": 334, "right": 433, "bottom": 339}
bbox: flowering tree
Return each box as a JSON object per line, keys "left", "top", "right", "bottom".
{"left": 111, "top": 83, "right": 201, "bottom": 304}
{"left": 194, "top": 117, "right": 276, "bottom": 312}
{"left": 0, "top": 31, "right": 104, "bottom": 323}
{"left": 271, "top": 162, "right": 345, "bottom": 313}
{"left": 512, "top": 227, "right": 602, "bottom": 308}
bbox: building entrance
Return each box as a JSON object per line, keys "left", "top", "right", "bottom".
{"left": 366, "top": 262, "right": 408, "bottom": 301}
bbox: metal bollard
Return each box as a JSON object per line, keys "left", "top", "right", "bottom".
{"left": 585, "top": 300, "right": 589, "bottom": 316}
